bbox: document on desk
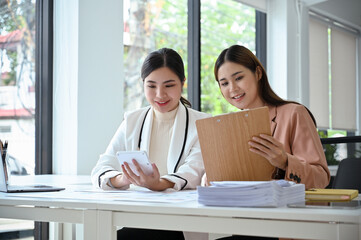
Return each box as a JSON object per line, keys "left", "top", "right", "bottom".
{"left": 76, "top": 187, "right": 198, "bottom": 203}
{"left": 197, "top": 180, "right": 305, "bottom": 207}
{"left": 8, "top": 186, "right": 198, "bottom": 203}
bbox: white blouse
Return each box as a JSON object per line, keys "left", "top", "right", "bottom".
{"left": 149, "top": 106, "right": 178, "bottom": 176}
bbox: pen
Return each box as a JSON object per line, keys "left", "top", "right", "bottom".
{"left": 1, "top": 140, "right": 7, "bottom": 162}
{"left": 0, "top": 140, "right": 3, "bottom": 161}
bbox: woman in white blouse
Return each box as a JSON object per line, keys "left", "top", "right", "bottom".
{"left": 91, "top": 48, "right": 210, "bottom": 240}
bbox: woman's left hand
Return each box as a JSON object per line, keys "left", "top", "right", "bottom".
{"left": 248, "top": 134, "right": 288, "bottom": 170}
{"left": 201, "top": 173, "right": 209, "bottom": 186}
{"left": 121, "top": 159, "right": 174, "bottom": 191}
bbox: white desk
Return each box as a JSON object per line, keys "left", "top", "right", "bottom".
{"left": 0, "top": 175, "right": 360, "bottom": 240}
{"left": 0, "top": 175, "right": 99, "bottom": 239}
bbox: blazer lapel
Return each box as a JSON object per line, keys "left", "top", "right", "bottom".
{"left": 268, "top": 105, "right": 277, "bottom": 136}
{"left": 139, "top": 107, "right": 153, "bottom": 154}
{"left": 167, "top": 103, "right": 186, "bottom": 173}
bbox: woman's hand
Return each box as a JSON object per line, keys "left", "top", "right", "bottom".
{"left": 110, "top": 173, "right": 131, "bottom": 188}
{"left": 121, "top": 159, "right": 174, "bottom": 191}
{"left": 248, "top": 134, "right": 288, "bottom": 170}
{"left": 201, "top": 173, "right": 209, "bottom": 186}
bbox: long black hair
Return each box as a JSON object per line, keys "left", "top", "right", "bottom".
{"left": 214, "top": 45, "right": 317, "bottom": 126}
{"left": 141, "top": 48, "right": 191, "bottom": 107}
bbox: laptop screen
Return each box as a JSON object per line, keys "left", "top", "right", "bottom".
{"left": 0, "top": 140, "right": 65, "bottom": 193}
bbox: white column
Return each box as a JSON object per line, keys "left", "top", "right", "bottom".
{"left": 267, "top": 0, "right": 309, "bottom": 104}
{"left": 267, "top": 0, "right": 288, "bottom": 100}
{"left": 53, "top": 0, "right": 124, "bottom": 175}
{"left": 76, "top": 0, "right": 124, "bottom": 175}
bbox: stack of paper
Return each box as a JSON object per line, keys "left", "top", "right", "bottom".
{"left": 197, "top": 180, "right": 305, "bottom": 207}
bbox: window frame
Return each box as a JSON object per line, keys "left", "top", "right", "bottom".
{"left": 256, "top": 10, "right": 267, "bottom": 70}
{"left": 35, "top": 0, "right": 53, "bottom": 175}
{"left": 187, "top": 0, "right": 201, "bottom": 110}
{"left": 35, "top": 0, "right": 53, "bottom": 239}
{"left": 187, "top": 1, "right": 267, "bottom": 111}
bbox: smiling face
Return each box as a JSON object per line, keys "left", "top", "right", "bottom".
{"left": 144, "top": 67, "right": 184, "bottom": 113}
{"left": 217, "top": 61, "right": 264, "bottom": 110}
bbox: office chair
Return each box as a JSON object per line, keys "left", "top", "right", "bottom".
{"left": 332, "top": 157, "right": 361, "bottom": 192}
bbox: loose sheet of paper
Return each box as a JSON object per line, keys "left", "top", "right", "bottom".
{"left": 7, "top": 185, "right": 198, "bottom": 203}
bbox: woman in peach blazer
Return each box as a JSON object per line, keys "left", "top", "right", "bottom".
{"left": 267, "top": 103, "right": 329, "bottom": 189}
{"left": 205, "top": 44, "right": 330, "bottom": 240}
{"left": 203, "top": 45, "right": 330, "bottom": 192}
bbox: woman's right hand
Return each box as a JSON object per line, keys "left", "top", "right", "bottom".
{"left": 201, "top": 173, "right": 209, "bottom": 186}
{"left": 110, "top": 173, "right": 131, "bottom": 188}
{"left": 122, "top": 160, "right": 174, "bottom": 191}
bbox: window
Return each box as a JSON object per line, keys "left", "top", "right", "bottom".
{"left": 309, "top": 13, "right": 358, "bottom": 132}
{"left": 123, "top": 0, "right": 188, "bottom": 111}
{"left": 0, "top": 0, "right": 37, "bottom": 238}
{"left": 123, "top": 0, "right": 265, "bottom": 115}
{"left": 309, "top": 11, "right": 360, "bottom": 165}
{"left": 1, "top": 0, "right": 53, "bottom": 238}
{"left": 200, "top": 0, "right": 257, "bottom": 115}
{"left": 0, "top": 0, "right": 36, "bottom": 175}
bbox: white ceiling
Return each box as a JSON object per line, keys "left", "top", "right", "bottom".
{"left": 311, "top": 0, "right": 361, "bottom": 28}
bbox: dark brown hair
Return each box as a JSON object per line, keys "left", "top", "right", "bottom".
{"left": 214, "top": 45, "right": 316, "bottom": 125}
{"left": 141, "top": 48, "right": 191, "bottom": 107}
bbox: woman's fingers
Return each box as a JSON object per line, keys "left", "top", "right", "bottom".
{"left": 122, "top": 160, "right": 163, "bottom": 189}
{"left": 249, "top": 138, "right": 275, "bottom": 158}
{"left": 131, "top": 159, "right": 146, "bottom": 176}
{"left": 259, "top": 134, "right": 283, "bottom": 148}
{"left": 248, "top": 134, "right": 287, "bottom": 170}
{"left": 122, "top": 162, "right": 140, "bottom": 185}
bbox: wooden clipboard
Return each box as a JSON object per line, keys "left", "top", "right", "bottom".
{"left": 196, "top": 106, "right": 275, "bottom": 182}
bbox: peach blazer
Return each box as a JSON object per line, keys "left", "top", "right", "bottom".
{"left": 268, "top": 103, "right": 330, "bottom": 190}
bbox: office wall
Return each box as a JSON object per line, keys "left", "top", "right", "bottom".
{"left": 53, "top": 0, "right": 124, "bottom": 175}
{"left": 267, "top": 0, "right": 361, "bottom": 134}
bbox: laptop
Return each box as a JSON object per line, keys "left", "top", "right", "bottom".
{"left": 0, "top": 141, "right": 65, "bottom": 193}
{"left": 196, "top": 106, "right": 275, "bottom": 183}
